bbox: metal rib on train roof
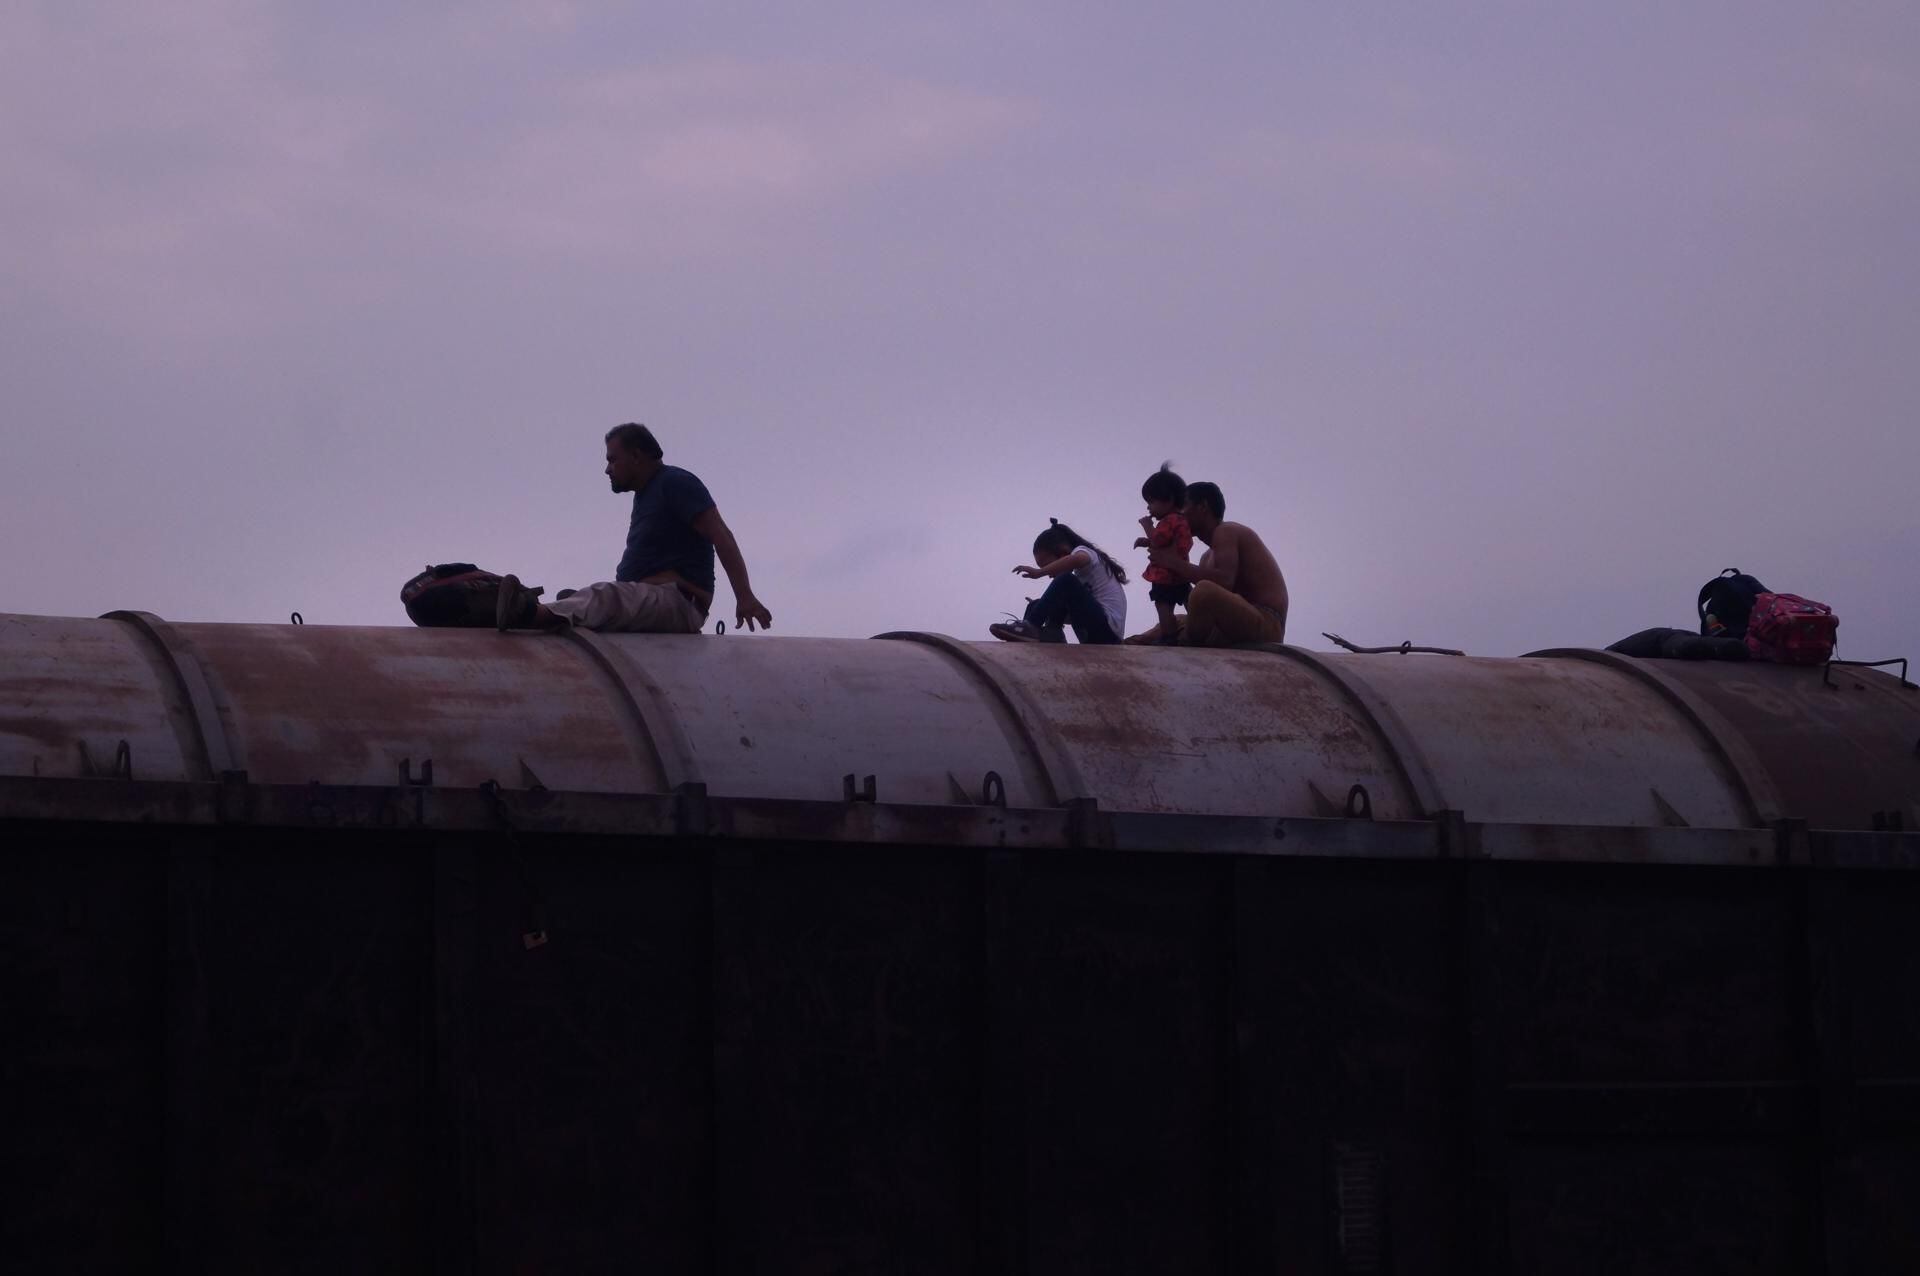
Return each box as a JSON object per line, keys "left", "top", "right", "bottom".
{"left": 0, "top": 611, "right": 1914, "bottom": 833}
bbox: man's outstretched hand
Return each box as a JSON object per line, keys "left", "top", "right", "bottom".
{"left": 735, "top": 593, "right": 773, "bottom": 632}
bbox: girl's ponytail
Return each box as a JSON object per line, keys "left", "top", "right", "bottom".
{"left": 1033, "top": 520, "right": 1129, "bottom": 586}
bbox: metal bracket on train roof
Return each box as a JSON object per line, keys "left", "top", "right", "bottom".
{"left": 843, "top": 774, "right": 877, "bottom": 803}
{"left": 306, "top": 779, "right": 338, "bottom": 827}
{"left": 478, "top": 778, "right": 513, "bottom": 828}
{"left": 1823, "top": 656, "right": 1913, "bottom": 690}
{"left": 394, "top": 758, "right": 433, "bottom": 825}
{"left": 946, "top": 770, "right": 1010, "bottom": 808}
{"left": 1254, "top": 644, "right": 1448, "bottom": 819}
{"left": 102, "top": 609, "right": 239, "bottom": 781}
{"left": 1776, "top": 817, "right": 1812, "bottom": 867}
{"left": 1650, "top": 787, "right": 1690, "bottom": 828}
{"left": 215, "top": 769, "right": 252, "bottom": 824}
{"left": 1307, "top": 781, "right": 1376, "bottom": 821}
{"left": 1064, "top": 797, "right": 1109, "bottom": 849}
{"left": 1435, "top": 810, "right": 1479, "bottom": 860}
{"left": 674, "top": 782, "right": 710, "bottom": 836}
{"left": 871, "top": 632, "right": 1090, "bottom": 809}
{"left": 1527, "top": 648, "right": 1785, "bottom": 829}
{"left": 76, "top": 738, "right": 133, "bottom": 780}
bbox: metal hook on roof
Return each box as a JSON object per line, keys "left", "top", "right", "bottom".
{"left": 77, "top": 738, "right": 133, "bottom": 780}
{"left": 715, "top": 620, "right": 726, "bottom": 635}
{"left": 290, "top": 612, "right": 304, "bottom": 626}
{"left": 1823, "top": 656, "right": 1911, "bottom": 690}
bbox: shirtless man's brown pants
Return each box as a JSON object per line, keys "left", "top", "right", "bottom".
{"left": 1184, "top": 581, "right": 1286, "bottom": 646}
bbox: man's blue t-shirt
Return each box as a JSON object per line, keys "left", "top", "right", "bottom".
{"left": 616, "top": 465, "right": 716, "bottom": 592}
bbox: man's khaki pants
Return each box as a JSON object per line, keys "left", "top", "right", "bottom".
{"left": 1184, "top": 581, "right": 1285, "bottom": 647}
{"left": 542, "top": 581, "right": 705, "bottom": 634}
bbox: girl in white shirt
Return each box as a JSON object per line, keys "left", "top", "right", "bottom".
{"left": 990, "top": 520, "right": 1129, "bottom": 644}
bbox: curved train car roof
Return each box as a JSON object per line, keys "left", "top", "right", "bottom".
{"left": 2, "top": 610, "right": 1913, "bottom": 849}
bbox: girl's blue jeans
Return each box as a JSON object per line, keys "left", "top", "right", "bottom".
{"left": 1024, "top": 573, "right": 1120, "bottom": 644}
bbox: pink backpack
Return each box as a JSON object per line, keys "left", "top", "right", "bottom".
{"left": 1743, "top": 592, "right": 1838, "bottom": 665}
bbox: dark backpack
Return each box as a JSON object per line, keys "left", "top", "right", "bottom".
{"left": 1697, "top": 569, "right": 1768, "bottom": 638}
{"left": 400, "top": 563, "right": 509, "bottom": 628}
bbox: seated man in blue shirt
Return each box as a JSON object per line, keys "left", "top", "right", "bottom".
{"left": 498, "top": 423, "right": 773, "bottom": 634}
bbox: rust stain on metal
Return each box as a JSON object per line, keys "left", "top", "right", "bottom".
{"left": 3, "top": 615, "right": 1916, "bottom": 832}
{"left": 1661, "top": 661, "right": 1920, "bottom": 831}
{"left": 182, "top": 624, "right": 639, "bottom": 791}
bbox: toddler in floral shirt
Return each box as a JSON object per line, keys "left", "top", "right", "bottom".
{"left": 1133, "top": 463, "right": 1194, "bottom": 645}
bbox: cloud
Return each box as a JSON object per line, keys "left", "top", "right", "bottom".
{"left": 0, "top": 6, "right": 1029, "bottom": 345}
{"left": 1, "top": 2, "right": 383, "bottom": 344}
{"left": 2, "top": 2, "right": 1914, "bottom": 660}
{"left": 437, "top": 59, "right": 1030, "bottom": 256}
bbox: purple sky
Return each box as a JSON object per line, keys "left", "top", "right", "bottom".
{"left": 4, "top": 2, "right": 1916, "bottom": 657}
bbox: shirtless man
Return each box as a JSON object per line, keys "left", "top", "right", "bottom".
{"left": 1129, "top": 481, "right": 1289, "bottom": 646}
{"left": 498, "top": 422, "right": 773, "bottom": 634}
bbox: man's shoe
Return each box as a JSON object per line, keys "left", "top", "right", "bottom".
{"left": 990, "top": 619, "right": 1044, "bottom": 643}
{"left": 496, "top": 574, "right": 543, "bottom": 630}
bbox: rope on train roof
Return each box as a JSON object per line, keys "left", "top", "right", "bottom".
{"left": 1323, "top": 632, "right": 1465, "bottom": 657}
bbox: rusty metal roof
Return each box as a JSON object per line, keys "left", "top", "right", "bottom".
{"left": 3, "top": 611, "right": 1913, "bottom": 837}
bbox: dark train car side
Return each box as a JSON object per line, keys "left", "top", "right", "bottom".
{"left": 3, "top": 612, "right": 1917, "bottom": 1274}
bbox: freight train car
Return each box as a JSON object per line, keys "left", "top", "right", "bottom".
{"left": 2, "top": 609, "right": 1917, "bottom": 1274}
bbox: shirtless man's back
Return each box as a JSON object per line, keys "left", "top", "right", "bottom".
{"left": 1203, "top": 521, "right": 1288, "bottom": 611}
